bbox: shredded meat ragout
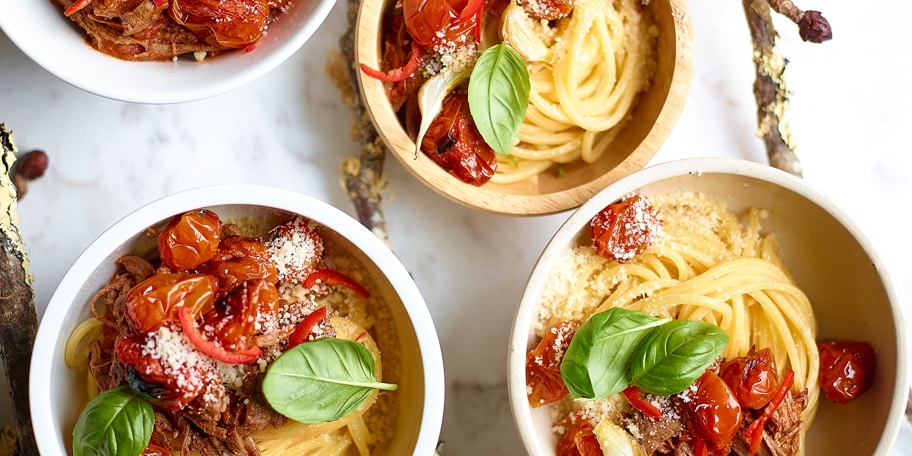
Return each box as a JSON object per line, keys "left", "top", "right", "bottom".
{"left": 56, "top": 0, "right": 292, "bottom": 61}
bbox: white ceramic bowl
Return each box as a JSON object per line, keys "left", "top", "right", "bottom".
{"left": 508, "top": 158, "right": 907, "bottom": 455}
{"left": 0, "top": 0, "right": 336, "bottom": 103}
{"left": 30, "top": 184, "right": 444, "bottom": 454}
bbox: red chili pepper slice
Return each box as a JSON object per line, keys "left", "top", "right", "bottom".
{"left": 177, "top": 306, "right": 261, "bottom": 364}
{"left": 622, "top": 386, "right": 662, "bottom": 419}
{"left": 692, "top": 439, "right": 708, "bottom": 456}
{"left": 303, "top": 269, "right": 370, "bottom": 298}
{"left": 64, "top": 0, "right": 93, "bottom": 16}
{"left": 744, "top": 368, "right": 794, "bottom": 454}
{"left": 287, "top": 306, "right": 328, "bottom": 348}
{"left": 360, "top": 43, "right": 422, "bottom": 83}
{"left": 457, "top": 0, "right": 484, "bottom": 42}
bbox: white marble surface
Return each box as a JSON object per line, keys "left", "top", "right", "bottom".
{"left": 1, "top": 0, "right": 911, "bottom": 454}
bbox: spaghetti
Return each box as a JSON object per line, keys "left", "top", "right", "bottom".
{"left": 496, "top": 0, "right": 657, "bottom": 184}
{"left": 65, "top": 212, "right": 399, "bottom": 455}
{"left": 532, "top": 192, "right": 819, "bottom": 454}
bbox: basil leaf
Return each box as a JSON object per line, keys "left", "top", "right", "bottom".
{"left": 468, "top": 43, "right": 530, "bottom": 155}
{"left": 262, "top": 338, "right": 398, "bottom": 424}
{"left": 560, "top": 307, "right": 669, "bottom": 400}
{"left": 72, "top": 385, "right": 154, "bottom": 456}
{"left": 629, "top": 320, "right": 730, "bottom": 396}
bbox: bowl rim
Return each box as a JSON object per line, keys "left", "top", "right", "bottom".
{"left": 506, "top": 157, "right": 908, "bottom": 455}
{"left": 355, "top": 0, "right": 695, "bottom": 215}
{"left": 28, "top": 184, "right": 445, "bottom": 454}
{"left": 0, "top": 0, "right": 338, "bottom": 104}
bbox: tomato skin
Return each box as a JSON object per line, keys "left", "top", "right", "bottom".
{"left": 719, "top": 347, "right": 779, "bottom": 409}
{"left": 684, "top": 371, "right": 742, "bottom": 452}
{"left": 201, "top": 279, "right": 279, "bottom": 351}
{"left": 817, "top": 341, "right": 876, "bottom": 404}
{"left": 198, "top": 236, "right": 278, "bottom": 296}
{"left": 158, "top": 209, "right": 222, "bottom": 270}
{"left": 526, "top": 320, "right": 578, "bottom": 408}
{"left": 403, "top": 0, "right": 475, "bottom": 50}
{"left": 170, "top": 0, "right": 270, "bottom": 48}
{"left": 590, "top": 194, "right": 662, "bottom": 263}
{"left": 421, "top": 93, "right": 497, "bottom": 186}
{"left": 555, "top": 411, "right": 603, "bottom": 456}
{"left": 125, "top": 274, "right": 217, "bottom": 333}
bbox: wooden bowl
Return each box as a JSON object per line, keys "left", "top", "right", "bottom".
{"left": 355, "top": 0, "right": 694, "bottom": 215}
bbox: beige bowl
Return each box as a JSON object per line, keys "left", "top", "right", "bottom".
{"left": 355, "top": 0, "right": 694, "bottom": 215}
{"left": 508, "top": 158, "right": 907, "bottom": 454}
{"left": 30, "top": 185, "right": 444, "bottom": 454}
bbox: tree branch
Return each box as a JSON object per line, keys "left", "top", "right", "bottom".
{"left": 327, "top": 0, "right": 391, "bottom": 246}
{"left": 742, "top": 0, "right": 803, "bottom": 177}
{"left": 768, "top": 0, "right": 832, "bottom": 43}
{"left": 0, "top": 124, "right": 40, "bottom": 456}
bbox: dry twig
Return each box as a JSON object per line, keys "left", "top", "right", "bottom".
{"left": 328, "top": 0, "right": 391, "bottom": 245}
{"left": 0, "top": 124, "right": 40, "bottom": 456}
{"left": 768, "top": 0, "right": 832, "bottom": 43}
{"left": 742, "top": 0, "right": 803, "bottom": 177}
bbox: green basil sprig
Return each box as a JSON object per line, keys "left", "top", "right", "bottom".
{"left": 560, "top": 308, "right": 670, "bottom": 400}
{"left": 262, "top": 338, "right": 398, "bottom": 424}
{"left": 72, "top": 385, "right": 154, "bottom": 456}
{"left": 629, "top": 319, "right": 730, "bottom": 395}
{"left": 560, "top": 307, "right": 729, "bottom": 400}
{"left": 468, "top": 43, "right": 530, "bottom": 155}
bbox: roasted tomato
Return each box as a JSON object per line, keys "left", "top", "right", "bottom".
{"left": 421, "top": 93, "right": 497, "bottom": 186}
{"left": 116, "top": 333, "right": 209, "bottom": 411}
{"left": 381, "top": 13, "right": 426, "bottom": 110}
{"left": 201, "top": 279, "right": 279, "bottom": 351}
{"left": 527, "top": 320, "right": 578, "bottom": 407}
{"left": 198, "top": 235, "right": 278, "bottom": 296}
{"left": 403, "top": 0, "right": 476, "bottom": 50}
{"left": 719, "top": 347, "right": 779, "bottom": 409}
{"left": 555, "top": 411, "right": 603, "bottom": 456}
{"left": 170, "top": 0, "right": 270, "bottom": 48}
{"left": 817, "top": 340, "right": 876, "bottom": 404}
{"left": 158, "top": 209, "right": 222, "bottom": 270}
{"left": 267, "top": 217, "right": 325, "bottom": 283}
{"left": 125, "top": 273, "right": 217, "bottom": 333}
{"left": 590, "top": 193, "right": 662, "bottom": 263}
{"left": 683, "top": 370, "right": 742, "bottom": 452}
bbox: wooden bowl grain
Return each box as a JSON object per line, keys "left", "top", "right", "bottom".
{"left": 355, "top": 0, "right": 694, "bottom": 215}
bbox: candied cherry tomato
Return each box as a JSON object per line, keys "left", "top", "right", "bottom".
{"left": 421, "top": 93, "right": 497, "bottom": 186}
{"left": 198, "top": 235, "right": 278, "bottom": 296}
{"left": 719, "top": 347, "right": 779, "bottom": 409}
{"left": 403, "top": 0, "right": 476, "bottom": 50}
{"left": 817, "top": 340, "right": 876, "bottom": 404}
{"left": 555, "top": 411, "right": 603, "bottom": 456}
{"left": 116, "top": 333, "right": 208, "bottom": 411}
{"left": 158, "top": 209, "right": 222, "bottom": 270}
{"left": 684, "top": 370, "right": 742, "bottom": 452}
{"left": 527, "top": 320, "right": 578, "bottom": 407}
{"left": 201, "top": 279, "right": 279, "bottom": 352}
{"left": 267, "top": 217, "right": 325, "bottom": 283}
{"left": 170, "top": 0, "right": 270, "bottom": 48}
{"left": 590, "top": 194, "right": 662, "bottom": 263}
{"left": 125, "top": 273, "right": 217, "bottom": 333}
